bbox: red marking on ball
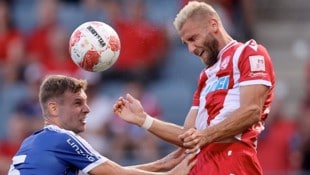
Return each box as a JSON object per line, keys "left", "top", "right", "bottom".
{"left": 69, "top": 30, "right": 82, "bottom": 51}
{"left": 79, "top": 50, "right": 100, "bottom": 71}
{"left": 109, "top": 35, "right": 120, "bottom": 52}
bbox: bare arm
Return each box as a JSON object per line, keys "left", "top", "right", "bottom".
{"left": 130, "top": 148, "right": 185, "bottom": 172}
{"left": 180, "top": 84, "right": 269, "bottom": 152}
{"left": 89, "top": 153, "right": 196, "bottom": 175}
{"left": 145, "top": 108, "right": 197, "bottom": 147}
{"left": 113, "top": 94, "right": 197, "bottom": 147}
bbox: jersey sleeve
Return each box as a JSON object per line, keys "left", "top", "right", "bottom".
{"left": 56, "top": 133, "right": 108, "bottom": 174}
{"left": 238, "top": 40, "right": 275, "bottom": 87}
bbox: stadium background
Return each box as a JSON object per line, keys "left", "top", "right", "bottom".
{"left": 0, "top": 0, "right": 310, "bottom": 174}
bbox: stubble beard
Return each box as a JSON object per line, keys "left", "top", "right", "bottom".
{"left": 204, "top": 38, "right": 219, "bottom": 67}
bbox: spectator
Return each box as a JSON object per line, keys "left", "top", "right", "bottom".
{"left": 0, "top": 0, "right": 27, "bottom": 137}
{"left": 41, "top": 25, "right": 79, "bottom": 76}
{"left": 78, "top": 0, "right": 106, "bottom": 22}
{"left": 108, "top": 77, "right": 163, "bottom": 164}
{"left": 0, "top": 97, "right": 43, "bottom": 174}
{"left": 257, "top": 82, "right": 301, "bottom": 174}
{"left": 0, "top": 0, "right": 24, "bottom": 66}
{"left": 295, "top": 59, "right": 310, "bottom": 173}
{"left": 26, "top": 0, "right": 60, "bottom": 63}
{"left": 25, "top": 0, "right": 80, "bottom": 77}
{"left": 102, "top": 0, "right": 169, "bottom": 83}
{"left": 0, "top": 64, "right": 44, "bottom": 174}
{"left": 296, "top": 102, "right": 310, "bottom": 174}
{"left": 80, "top": 81, "right": 115, "bottom": 156}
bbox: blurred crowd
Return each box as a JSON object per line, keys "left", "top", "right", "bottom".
{"left": 0, "top": 0, "right": 309, "bottom": 175}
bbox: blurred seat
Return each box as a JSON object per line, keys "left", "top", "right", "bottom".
{"left": 162, "top": 45, "right": 204, "bottom": 87}
{"left": 148, "top": 80, "right": 193, "bottom": 125}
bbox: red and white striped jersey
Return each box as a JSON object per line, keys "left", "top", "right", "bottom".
{"left": 192, "top": 39, "right": 276, "bottom": 148}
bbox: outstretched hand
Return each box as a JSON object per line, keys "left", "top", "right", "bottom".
{"left": 113, "top": 93, "right": 146, "bottom": 126}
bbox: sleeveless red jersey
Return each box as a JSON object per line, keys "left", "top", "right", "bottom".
{"left": 192, "top": 39, "right": 276, "bottom": 148}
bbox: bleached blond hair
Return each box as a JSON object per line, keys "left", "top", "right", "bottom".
{"left": 173, "top": 1, "right": 220, "bottom": 32}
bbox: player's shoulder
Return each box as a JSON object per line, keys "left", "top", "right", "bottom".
{"left": 16, "top": 126, "right": 76, "bottom": 152}
{"left": 41, "top": 125, "right": 79, "bottom": 144}
{"left": 242, "top": 39, "right": 269, "bottom": 56}
{"left": 44, "top": 125, "right": 93, "bottom": 148}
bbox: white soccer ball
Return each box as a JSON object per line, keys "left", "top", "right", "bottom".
{"left": 69, "top": 21, "right": 121, "bottom": 72}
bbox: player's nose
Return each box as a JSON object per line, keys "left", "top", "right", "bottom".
{"left": 187, "top": 43, "right": 196, "bottom": 55}
{"left": 83, "top": 103, "right": 91, "bottom": 114}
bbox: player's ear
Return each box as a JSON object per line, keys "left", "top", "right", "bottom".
{"left": 208, "top": 18, "right": 218, "bottom": 32}
{"left": 47, "top": 101, "right": 59, "bottom": 116}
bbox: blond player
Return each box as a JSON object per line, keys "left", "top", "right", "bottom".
{"left": 114, "top": 1, "right": 276, "bottom": 175}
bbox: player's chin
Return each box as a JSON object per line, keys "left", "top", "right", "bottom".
{"left": 77, "top": 120, "right": 87, "bottom": 132}
{"left": 76, "top": 126, "right": 86, "bottom": 134}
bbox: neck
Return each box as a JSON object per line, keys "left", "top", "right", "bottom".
{"left": 44, "top": 118, "right": 58, "bottom": 127}
{"left": 218, "top": 29, "right": 234, "bottom": 50}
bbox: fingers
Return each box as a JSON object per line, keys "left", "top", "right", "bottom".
{"left": 182, "top": 137, "right": 200, "bottom": 148}
{"left": 126, "top": 93, "right": 135, "bottom": 103}
{"left": 184, "top": 152, "right": 196, "bottom": 161}
{"left": 113, "top": 96, "right": 127, "bottom": 114}
{"left": 171, "top": 152, "right": 197, "bottom": 175}
{"left": 178, "top": 128, "right": 203, "bottom": 155}
{"left": 185, "top": 144, "right": 200, "bottom": 154}
{"left": 179, "top": 153, "right": 196, "bottom": 167}
{"left": 178, "top": 128, "right": 196, "bottom": 141}
{"left": 186, "top": 153, "right": 197, "bottom": 170}
{"left": 179, "top": 128, "right": 200, "bottom": 148}
{"left": 184, "top": 153, "right": 197, "bottom": 173}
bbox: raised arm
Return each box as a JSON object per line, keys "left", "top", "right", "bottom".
{"left": 113, "top": 94, "right": 197, "bottom": 147}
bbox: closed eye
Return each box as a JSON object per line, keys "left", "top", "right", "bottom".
{"left": 188, "top": 36, "right": 195, "bottom": 42}
{"left": 73, "top": 99, "right": 83, "bottom": 106}
{"left": 183, "top": 37, "right": 193, "bottom": 44}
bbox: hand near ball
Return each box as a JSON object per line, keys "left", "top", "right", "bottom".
{"left": 113, "top": 93, "right": 149, "bottom": 127}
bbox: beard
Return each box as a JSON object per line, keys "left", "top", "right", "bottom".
{"left": 203, "top": 37, "right": 219, "bottom": 67}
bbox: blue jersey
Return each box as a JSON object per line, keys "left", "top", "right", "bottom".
{"left": 8, "top": 125, "right": 108, "bottom": 175}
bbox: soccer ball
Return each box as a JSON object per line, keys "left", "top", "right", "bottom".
{"left": 69, "top": 21, "right": 121, "bottom": 72}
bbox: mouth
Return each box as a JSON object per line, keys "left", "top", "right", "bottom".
{"left": 80, "top": 119, "right": 87, "bottom": 124}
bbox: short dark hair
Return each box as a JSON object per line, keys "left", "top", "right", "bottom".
{"left": 39, "top": 75, "right": 87, "bottom": 110}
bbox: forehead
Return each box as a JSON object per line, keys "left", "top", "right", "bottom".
{"left": 180, "top": 17, "right": 208, "bottom": 40}
{"left": 63, "top": 89, "right": 87, "bottom": 101}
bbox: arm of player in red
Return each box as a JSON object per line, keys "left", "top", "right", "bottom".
{"left": 179, "top": 84, "right": 270, "bottom": 154}
{"left": 113, "top": 93, "right": 197, "bottom": 148}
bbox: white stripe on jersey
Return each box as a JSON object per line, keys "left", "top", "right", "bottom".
{"left": 211, "top": 43, "right": 248, "bottom": 126}
{"left": 82, "top": 159, "right": 107, "bottom": 174}
{"left": 232, "top": 40, "right": 248, "bottom": 87}
{"left": 12, "top": 155, "right": 26, "bottom": 165}
{"left": 239, "top": 79, "right": 272, "bottom": 87}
